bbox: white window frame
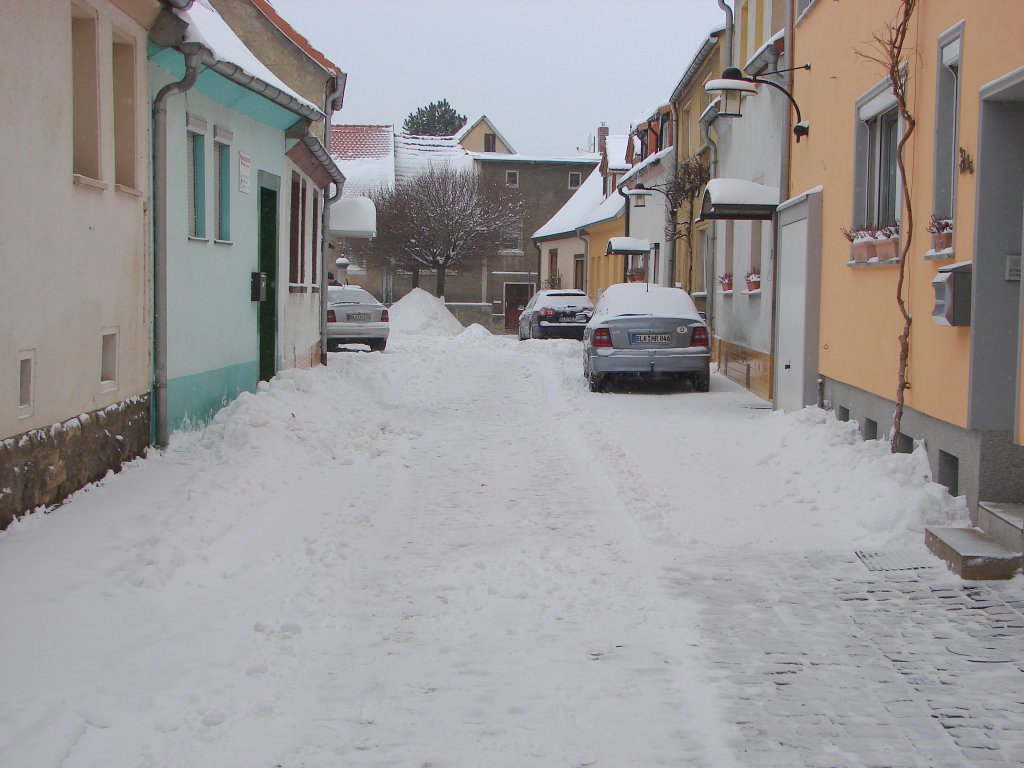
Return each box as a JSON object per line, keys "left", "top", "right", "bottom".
{"left": 100, "top": 328, "right": 118, "bottom": 390}
{"left": 213, "top": 126, "right": 233, "bottom": 243}
{"left": 18, "top": 350, "right": 34, "bottom": 417}
{"left": 505, "top": 170, "right": 519, "bottom": 188}
{"left": 853, "top": 80, "right": 901, "bottom": 229}
{"left": 568, "top": 171, "right": 581, "bottom": 189}
{"left": 186, "top": 114, "right": 208, "bottom": 240}
{"left": 933, "top": 25, "right": 963, "bottom": 224}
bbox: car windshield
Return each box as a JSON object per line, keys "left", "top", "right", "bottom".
{"left": 328, "top": 287, "right": 378, "bottom": 305}
{"left": 541, "top": 294, "right": 593, "bottom": 310}
{"left": 594, "top": 284, "right": 699, "bottom": 319}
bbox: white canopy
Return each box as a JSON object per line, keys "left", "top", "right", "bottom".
{"left": 700, "top": 178, "right": 780, "bottom": 221}
{"left": 329, "top": 197, "right": 377, "bottom": 239}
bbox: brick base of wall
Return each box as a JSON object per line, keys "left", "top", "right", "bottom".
{"left": 0, "top": 396, "right": 150, "bottom": 530}
{"left": 714, "top": 338, "right": 773, "bottom": 401}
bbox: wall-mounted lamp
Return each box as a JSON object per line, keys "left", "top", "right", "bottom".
{"left": 704, "top": 65, "right": 811, "bottom": 142}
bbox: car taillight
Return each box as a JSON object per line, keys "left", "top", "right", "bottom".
{"left": 327, "top": 309, "right": 336, "bottom": 322}
{"left": 539, "top": 307, "right": 556, "bottom": 318}
{"left": 380, "top": 308, "right": 389, "bottom": 323}
{"left": 592, "top": 328, "right": 612, "bottom": 347}
{"left": 690, "top": 325, "right": 709, "bottom": 347}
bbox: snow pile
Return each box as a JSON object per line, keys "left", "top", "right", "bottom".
{"left": 387, "top": 288, "right": 464, "bottom": 336}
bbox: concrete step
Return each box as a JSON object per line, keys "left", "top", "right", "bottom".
{"left": 925, "top": 526, "right": 1022, "bottom": 580}
{"left": 978, "top": 501, "right": 1024, "bottom": 553}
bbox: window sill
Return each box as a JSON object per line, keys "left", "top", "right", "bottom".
{"left": 73, "top": 174, "right": 108, "bottom": 191}
{"left": 288, "top": 285, "right": 308, "bottom": 294}
{"left": 213, "top": 239, "right": 233, "bottom": 246}
{"left": 925, "top": 247, "right": 955, "bottom": 260}
{"left": 187, "top": 235, "right": 209, "bottom": 243}
{"left": 115, "top": 184, "right": 143, "bottom": 198}
{"left": 741, "top": 288, "right": 762, "bottom": 296}
{"left": 719, "top": 289, "right": 733, "bottom": 296}
{"left": 847, "top": 258, "right": 902, "bottom": 268}
{"left": 498, "top": 249, "right": 525, "bottom": 256}
{"left": 100, "top": 380, "right": 118, "bottom": 393}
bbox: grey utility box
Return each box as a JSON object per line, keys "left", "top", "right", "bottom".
{"left": 932, "top": 261, "right": 972, "bottom": 326}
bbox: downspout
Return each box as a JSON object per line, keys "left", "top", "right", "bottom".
{"left": 320, "top": 75, "right": 346, "bottom": 366}
{"left": 153, "top": 45, "right": 203, "bottom": 448}
{"left": 617, "top": 184, "right": 631, "bottom": 283}
{"left": 717, "top": 0, "right": 734, "bottom": 69}
{"left": 701, "top": 109, "right": 721, "bottom": 343}
{"left": 769, "top": 12, "right": 793, "bottom": 406}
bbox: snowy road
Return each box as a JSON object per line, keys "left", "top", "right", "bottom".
{"left": 1, "top": 293, "right": 1022, "bottom": 767}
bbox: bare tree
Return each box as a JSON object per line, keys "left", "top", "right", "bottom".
{"left": 368, "top": 165, "right": 523, "bottom": 297}
{"left": 857, "top": 0, "right": 918, "bottom": 453}
{"left": 663, "top": 155, "right": 712, "bottom": 290}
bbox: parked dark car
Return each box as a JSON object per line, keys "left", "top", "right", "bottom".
{"left": 327, "top": 285, "right": 389, "bottom": 351}
{"left": 518, "top": 289, "right": 595, "bottom": 340}
{"left": 583, "top": 283, "right": 710, "bottom": 392}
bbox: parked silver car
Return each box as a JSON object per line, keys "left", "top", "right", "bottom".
{"left": 583, "top": 283, "right": 710, "bottom": 392}
{"left": 518, "top": 289, "right": 595, "bottom": 340}
{"left": 327, "top": 285, "right": 389, "bottom": 352}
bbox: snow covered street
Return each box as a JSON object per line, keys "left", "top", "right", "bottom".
{"left": 2, "top": 292, "right": 1023, "bottom": 768}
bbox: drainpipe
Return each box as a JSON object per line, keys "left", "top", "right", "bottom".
{"left": 701, "top": 109, "right": 721, "bottom": 342}
{"left": 617, "top": 184, "right": 631, "bottom": 282}
{"left": 152, "top": 45, "right": 203, "bottom": 448}
{"left": 320, "top": 75, "right": 346, "bottom": 366}
{"left": 717, "top": 0, "right": 734, "bottom": 69}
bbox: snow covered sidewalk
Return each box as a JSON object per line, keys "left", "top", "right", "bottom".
{"left": 1, "top": 291, "right": 1022, "bottom": 767}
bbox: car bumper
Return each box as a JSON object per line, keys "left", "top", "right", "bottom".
{"left": 588, "top": 348, "right": 710, "bottom": 375}
{"left": 327, "top": 322, "right": 389, "bottom": 345}
{"left": 539, "top": 322, "right": 587, "bottom": 339}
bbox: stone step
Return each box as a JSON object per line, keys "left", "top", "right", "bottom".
{"left": 978, "top": 501, "right": 1024, "bottom": 553}
{"left": 925, "top": 526, "right": 1022, "bottom": 580}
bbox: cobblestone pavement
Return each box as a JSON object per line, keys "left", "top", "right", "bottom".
{"left": 670, "top": 552, "right": 1024, "bottom": 767}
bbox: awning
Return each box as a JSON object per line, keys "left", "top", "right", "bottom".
{"left": 700, "top": 178, "right": 780, "bottom": 220}
{"left": 329, "top": 196, "right": 377, "bottom": 239}
{"left": 606, "top": 236, "right": 651, "bottom": 255}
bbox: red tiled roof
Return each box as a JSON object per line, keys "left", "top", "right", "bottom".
{"left": 331, "top": 125, "right": 394, "bottom": 160}
{"left": 250, "top": 0, "right": 341, "bottom": 76}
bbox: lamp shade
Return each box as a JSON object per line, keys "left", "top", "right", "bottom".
{"left": 704, "top": 78, "right": 758, "bottom": 118}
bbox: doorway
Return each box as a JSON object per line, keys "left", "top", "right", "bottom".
{"left": 504, "top": 282, "right": 534, "bottom": 331}
{"left": 258, "top": 177, "right": 279, "bottom": 382}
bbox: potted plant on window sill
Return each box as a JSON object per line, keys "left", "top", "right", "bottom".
{"left": 927, "top": 214, "right": 953, "bottom": 253}
{"left": 873, "top": 222, "right": 900, "bottom": 262}
{"left": 626, "top": 267, "right": 647, "bottom": 283}
{"left": 717, "top": 272, "right": 733, "bottom": 292}
{"left": 842, "top": 226, "right": 876, "bottom": 263}
{"left": 745, "top": 269, "right": 761, "bottom": 292}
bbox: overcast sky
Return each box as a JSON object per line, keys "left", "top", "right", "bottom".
{"left": 268, "top": 0, "right": 729, "bottom": 157}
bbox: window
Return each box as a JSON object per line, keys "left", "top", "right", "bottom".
{"left": 548, "top": 249, "right": 558, "bottom": 282}
{"left": 796, "top": 0, "right": 816, "bottom": 19}
{"left": 749, "top": 220, "right": 763, "bottom": 276}
{"left": 505, "top": 170, "right": 519, "bottom": 188}
{"left": 71, "top": 6, "right": 100, "bottom": 180}
{"left": 933, "top": 31, "right": 962, "bottom": 223}
{"left": 289, "top": 173, "right": 301, "bottom": 284}
{"left": 18, "top": 351, "right": 34, "bottom": 414}
{"left": 111, "top": 31, "right": 136, "bottom": 189}
{"left": 300, "top": 177, "right": 308, "bottom": 283}
{"left": 311, "top": 195, "right": 320, "bottom": 285}
{"left": 500, "top": 224, "right": 522, "bottom": 252}
{"left": 854, "top": 83, "right": 900, "bottom": 229}
{"left": 574, "top": 254, "right": 585, "bottom": 290}
{"left": 214, "top": 128, "right": 231, "bottom": 241}
{"left": 568, "top": 172, "right": 581, "bottom": 189}
{"left": 186, "top": 115, "right": 207, "bottom": 238}
{"left": 484, "top": 133, "right": 496, "bottom": 152}
{"left": 101, "top": 329, "right": 117, "bottom": 386}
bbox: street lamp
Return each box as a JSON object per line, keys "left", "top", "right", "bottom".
{"left": 633, "top": 182, "right": 678, "bottom": 287}
{"left": 704, "top": 65, "right": 811, "bottom": 142}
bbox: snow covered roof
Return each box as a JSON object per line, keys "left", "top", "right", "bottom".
{"left": 577, "top": 190, "right": 625, "bottom": 230}
{"left": 179, "top": 0, "right": 322, "bottom": 118}
{"left": 532, "top": 166, "right": 605, "bottom": 240}
{"left": 604, "top": 135, "right": 630, "bottom": 172}
{"left": 607, "top": 237, "right": 651, "bottom": 254}
{"left": 618, "top": 145, "right": 675, "bottom": 187}
{"left": 248, "top": 0, "right": 342, "bottom": 76}
{"left": 394, "top": 133, "right": 472, "bottom": 184}
{"left": 700, "top": 178, "right": 780, "bottom": 220}
{"left": 330, "top": 125, "right": 396, "bottom": 196}
{"left": 469, "top": 152, "right": 599, "bottom": 165}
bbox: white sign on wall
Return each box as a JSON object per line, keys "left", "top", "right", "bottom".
{"left": 238, "top": 152, "right": 252, "bottom": 194}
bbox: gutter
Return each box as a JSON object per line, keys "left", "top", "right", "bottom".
{"left": 320, "top": 76, "right": 346, "bottom": 365}
{"left": 204, "top": 58, "right": 323, "bottom": 123}
{"left": 152, "top": 43, "right": 203, "bottom": 448}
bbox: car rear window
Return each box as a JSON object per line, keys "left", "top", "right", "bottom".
{"left": 328, "top": 287, "right": 378, "bottom": 305}
{"left": 595, "top": 285, "right": 699, "bottom": 319}
{"left": 542, "top": 295, "right": 594, "bottom": 309}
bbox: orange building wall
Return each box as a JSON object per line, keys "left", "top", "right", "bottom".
{"left": 789, "top": 0, "right": 1024, "bottom": 431}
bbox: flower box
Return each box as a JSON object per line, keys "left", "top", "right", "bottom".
{"left": 875, "top": 236, "right": 899, "bottom": 262}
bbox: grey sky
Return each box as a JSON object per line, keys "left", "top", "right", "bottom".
{"left": 268, "top": 0, "right": 728, "bottom": 156}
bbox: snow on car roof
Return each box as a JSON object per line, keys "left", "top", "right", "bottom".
{"left": 593, "top": 283, "right": 701, "bottom": 320}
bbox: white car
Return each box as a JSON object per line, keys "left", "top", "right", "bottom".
{"left": 327, "top": 285, "right": 389, "bottom": 352}
{"left": 583, "top": 283, "right": 710, "bottom": 392}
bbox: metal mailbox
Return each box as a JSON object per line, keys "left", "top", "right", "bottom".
{"left": 931, "top": 261, "right": 972, "bottom": 326}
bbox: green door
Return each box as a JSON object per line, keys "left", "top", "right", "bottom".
{"left": 258, "top": 184, "right": 278, "bottom": 382}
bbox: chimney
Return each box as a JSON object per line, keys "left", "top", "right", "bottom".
{"left": 597, "top": 123, "right": 609, "bottom": 156}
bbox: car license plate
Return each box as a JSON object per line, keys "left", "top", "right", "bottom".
{"left": 346, "top": 312, "right": 370, "bottom": 321}
{"left": 632, "top": 333, "right": 672, "bottom": 344}
{"left": 573, "top": 313, "right": 588, "bottom": 322}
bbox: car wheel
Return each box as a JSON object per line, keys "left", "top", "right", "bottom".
{"left": 368, "top": 339, "right": 386, "bottom": 352}
{"left": 693, "top": 370, "right": 710, "bottom": 392}
{"left": 588, "top": 369, "right": 604, "bottom": 393}
{"left": 518, "top": 325, "right": 527, "bottom": 341}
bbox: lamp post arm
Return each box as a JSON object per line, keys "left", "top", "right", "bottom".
{"left": 749, "top": 76, "right": 809, "bottom": 141}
